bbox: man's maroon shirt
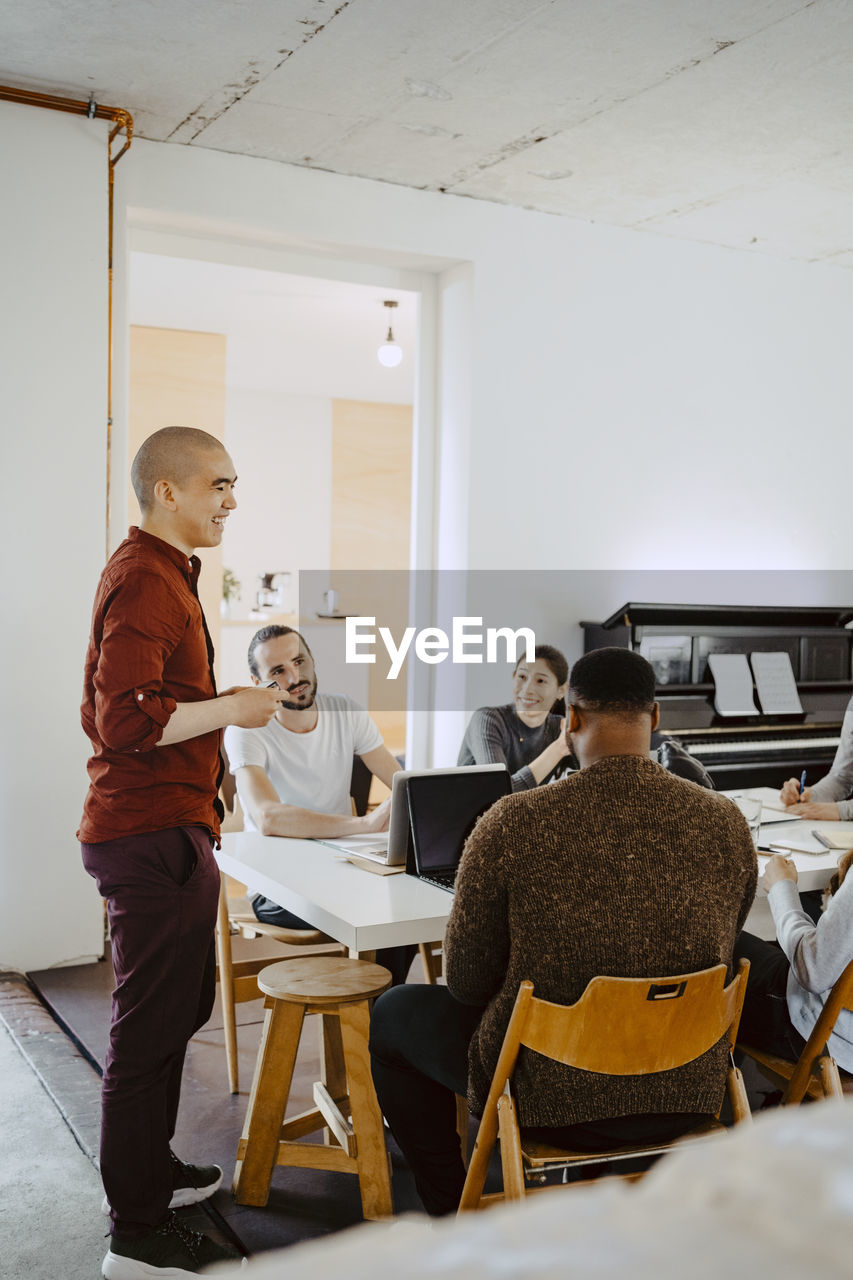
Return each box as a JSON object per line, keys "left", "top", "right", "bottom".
{"left": 78, "top": 526, "right": 223, "bottom": 844}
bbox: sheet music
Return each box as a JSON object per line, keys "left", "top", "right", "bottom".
{"left": 750, "top": 651, "right": 804, "bottom": 716}
{"left": 708, "top": 653, "right": 759, "bottom": 716}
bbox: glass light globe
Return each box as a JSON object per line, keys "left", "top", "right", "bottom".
{"left": 377, "top": 341, "right": 403, "bottom": 368}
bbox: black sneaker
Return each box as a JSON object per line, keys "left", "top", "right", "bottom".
{"left": 101, "top": 1152, "right": 223, "bottom": 1216}
{"left": 102, "top": 1211, "right": 241, "bottom": 1278}
{"left": 168, "top": 1152, "right": 224, "bottom": 1208}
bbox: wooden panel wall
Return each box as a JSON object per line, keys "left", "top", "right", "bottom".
{"left": 128, "top": 326, "right": 227, "bottom": 676}
{"left": 331, "top": 399, "right": 413, "bottom": 754}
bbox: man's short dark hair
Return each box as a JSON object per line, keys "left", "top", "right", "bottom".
{"left": 247, "top": 625, "right": 312, "bottom": 678}
{"left": 131, "top": 426, "right": 224, "bottom": 511}
{"left": 569, "top": 647, "right": 657, "bottom": 715}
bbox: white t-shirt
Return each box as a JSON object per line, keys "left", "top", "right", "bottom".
{"left": 224, "top": 692, "right": 383, "bottom": 832}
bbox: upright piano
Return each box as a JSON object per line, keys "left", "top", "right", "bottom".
{"left": 581, "top": 603, "right": 853, "bottom": 791}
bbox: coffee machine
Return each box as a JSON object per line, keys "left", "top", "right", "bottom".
{"left": 254, "top": 571, "right": 291, "bottom": 614}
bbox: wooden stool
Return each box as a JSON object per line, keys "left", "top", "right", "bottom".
{"left": 232, "top": 955, "right": 393, "bottom": 1219}
{"left": 215, "top": 876, "right": 345, "bottom": 1093}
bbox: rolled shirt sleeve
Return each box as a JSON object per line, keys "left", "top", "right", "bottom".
{"left": 91, "top": 575, "right": 186, "bottom": 752}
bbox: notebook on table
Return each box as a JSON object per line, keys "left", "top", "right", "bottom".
{"left": 405, "top": 767, "right": 511, "bottom": 893}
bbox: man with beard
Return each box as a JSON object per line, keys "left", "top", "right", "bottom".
{"left": 224, "top": 625, "right": 414, "bottom": 982}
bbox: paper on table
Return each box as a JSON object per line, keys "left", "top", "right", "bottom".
{"left": 811, "top": 827, "right": 853, "bottom": 851}
{"left": 726, "top": 786, "right": 814, "bottom": 826}
{"left": 765, "top": 830, "right": 827, "bottom": 855}
{"left": 708, "top": 653, "right": 759, "bottom": 716}
{"left": 759, "top": 805, "right": 802, "bottom": 825}
{"left": 345, "top": 855, "right": 405, "bottom": 875}
{"left": 750, "top": 651, "right": 803, "bottom": 716}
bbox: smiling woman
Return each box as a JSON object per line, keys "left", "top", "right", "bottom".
{"left": 456, "top": 644, "right": 573, "bottom": 791}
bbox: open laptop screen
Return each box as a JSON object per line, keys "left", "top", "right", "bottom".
{"left": 406, "top": 768, "right": 511, "bottom": 880}
{"left": 315, "top": 763, "right": 508, "bottom": 865}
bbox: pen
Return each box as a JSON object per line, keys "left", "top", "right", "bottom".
{"left": 799, "top": 770, "right": 807, "bottom": 801}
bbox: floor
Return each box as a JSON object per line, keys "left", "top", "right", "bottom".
{"left": 1, "top": 941, "right": 778, "bottom": 1280}
{"left": 0, "top": 935, "right": 432, "bottom": 1279}
{"left": 0, "top": 988, "right": 105, "bottom": 1280}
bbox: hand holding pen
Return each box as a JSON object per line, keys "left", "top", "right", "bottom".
{"left": 780, "top": 771, "right": 811, "bottom": 808}
{"left": 779, "top": 771, "right": 840, "bottom": 820}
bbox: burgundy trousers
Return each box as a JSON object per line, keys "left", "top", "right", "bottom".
{"left": 81, "top": 826, "right": 220, "bottom": 1236}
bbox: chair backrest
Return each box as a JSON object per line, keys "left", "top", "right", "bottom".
{"left": 502, "top": 962, "right": 748, "bottom": 1082}
{"left": 786, "top": 955, "right": 853, "bottom": 1103}
{"left": 350, "top": 754, "right": 372, "bottom": 816}
{"left": 458, "top": 961, "right": 750, "bottom": 1212}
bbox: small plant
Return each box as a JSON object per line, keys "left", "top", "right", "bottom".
{"left": 222, "top": 568, "right": 241, "bottom": 604}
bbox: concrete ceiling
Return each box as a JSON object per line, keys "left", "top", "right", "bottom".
{"left": 3, "top": 0, "right": 853, "bottom": 268}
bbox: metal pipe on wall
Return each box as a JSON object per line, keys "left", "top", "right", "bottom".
{"left": 0, "top": 84, "right": 133, "bottom": 555}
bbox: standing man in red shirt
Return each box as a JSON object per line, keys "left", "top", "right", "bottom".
{"left": 79, "top": 426, "right": 284, "bottom": 1279}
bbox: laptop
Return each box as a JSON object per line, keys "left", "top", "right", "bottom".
{"left": 405, "top": 767, "right": 512, "bottom": 892}
{"left": 315, "top": 764, "right": 509, "bottom": 866}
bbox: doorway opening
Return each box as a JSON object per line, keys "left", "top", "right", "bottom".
{"left": 127, "top": 250, "right": 420, "bottom": 760}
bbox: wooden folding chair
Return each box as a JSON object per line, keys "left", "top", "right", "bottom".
{"left": 738, "top": 955, "right": 853, "bottom": 1104}
{"left": 458, "top": 961, "right": 751, "bottom": 1210}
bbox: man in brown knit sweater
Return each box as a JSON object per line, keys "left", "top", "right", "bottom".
{"left": 370, "top": 647, "right": 757, "bottom": 1214}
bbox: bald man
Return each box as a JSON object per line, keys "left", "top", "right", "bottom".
{"left": 79, "top": 426, "right": 284, "bottom": 1278}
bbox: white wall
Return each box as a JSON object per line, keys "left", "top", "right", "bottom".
{"left": 128, "top": 253, "right": 419, "bottom": 406}
{"left": 0, "top": 102, "right": 109, "bottom": 970}
{"left": 465, "top": 232, "right": 853, "bottom": 571}
{"left": 222, "top": 388, "right": 332, "bottom": 630}
{"left": 4, "top": 117, "right": 853, "bottom": 969}
{"left": 126, "top": 254, "right": 419, "bottom": 668}
{"left": 122, "top": 139, "right": 853, "bottom": 575}
{"left": 124, "top": 141, "right": 853, "bottom": 766}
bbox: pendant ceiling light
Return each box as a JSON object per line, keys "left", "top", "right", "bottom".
{"left": 377, "top": 299, "right": 403, "bottom": 367}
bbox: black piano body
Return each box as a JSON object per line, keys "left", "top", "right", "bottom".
{"left": 581, "top": 603, "right": 853, "bottom": 791}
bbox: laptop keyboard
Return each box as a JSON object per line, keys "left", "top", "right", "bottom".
{"left": 418, "top": 870, "right": 457, "bottom": 893}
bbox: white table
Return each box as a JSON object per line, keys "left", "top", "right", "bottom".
{"left": 217, "top": 831, "right": 453, "bottom": 953}
{"left": 754, "top": 824, "right": 851, "bottom": 889}
{"left": 731, "top": 789, "right": 853, "bottom": 938}
{"left": 219, "top": 810, "right": 853, "bottom": 951}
